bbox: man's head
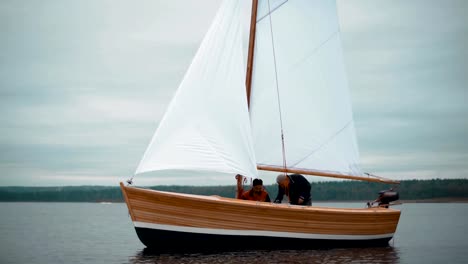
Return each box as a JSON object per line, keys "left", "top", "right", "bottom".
{"left": 252, "top": 178, "right": 263, "bottom": 193}
{"left": 253, "top": 178, "right": 263, "bottom": 186}
{"left": 276, "top": 174, "right": 289, "bottom": 188}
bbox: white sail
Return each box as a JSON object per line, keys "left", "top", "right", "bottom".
{"left": 135, "top": 0, "right": 258, "bottom": 178}
{"left": 136, "top": 0, "right": 362, "bottom": 181}
{"left": 250, "top": 0, "right": 362, "bottom": 176}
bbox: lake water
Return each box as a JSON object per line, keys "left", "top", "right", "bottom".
{"left": 1, "top": 202, "right": 467, "bottom": 263}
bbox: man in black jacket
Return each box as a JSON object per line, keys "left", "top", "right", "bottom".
{"left": 274, "top": 174, "right": 311, "bottom": 205}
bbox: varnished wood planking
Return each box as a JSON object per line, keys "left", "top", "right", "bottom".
{"left": 128, "top": 199, "right": 398, "bottom": 235}
{"left": 127, "top": 188, "right": 399, "bottom": 222}
{"left": 127, "top": 187, "right": 398, "bottom": 234}
{"left": 123, "top": 185, "right": 400, "bottom": 236}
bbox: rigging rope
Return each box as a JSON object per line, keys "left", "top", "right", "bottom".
{"left": 267, "top": 0, "right": 287, "bottom": 174}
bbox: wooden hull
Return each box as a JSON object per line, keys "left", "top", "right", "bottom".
{"left": 120, "top": 182, "right": 401, "bottom": 251}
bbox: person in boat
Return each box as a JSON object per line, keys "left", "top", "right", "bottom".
{"left": 274, "top": 174, "right": 311, "bottom": 205}
{"left": 235, "top": 175, "right": 271, "bottom": 202}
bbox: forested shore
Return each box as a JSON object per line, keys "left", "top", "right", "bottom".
{"left": 0, "top": 179, "right": 467, "bottom": 203}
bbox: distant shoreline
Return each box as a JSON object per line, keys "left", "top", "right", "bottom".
{"left": 316, "top": 198, "right": 468, "bottom": 203}
{"left": 2, "top": 179, "right": 467, "bottom": 203}
{"left": 400, "top": 198, "right": 468, "bottom": 203}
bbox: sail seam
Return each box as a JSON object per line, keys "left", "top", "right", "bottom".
{"left": 257, "top": 0, "right": 288, "bottom": 23}
{"left": 287, "top": 30, "right": 340, "bottom": 73}
{"left": 291, "top": 120, "right": 353, "bottom": 168}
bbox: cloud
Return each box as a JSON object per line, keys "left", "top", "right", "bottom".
{"left": 1, "top": 0, "right": 467, "bottom": 186}
{"left": 360, "top": 151, "right": 468, "bottom": 179}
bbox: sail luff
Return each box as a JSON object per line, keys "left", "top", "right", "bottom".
{"left": 245, "top": 0, "right": 259, "bottom": 109}
{"left": 257, "top": 164, "right": 400, "bottom": 184}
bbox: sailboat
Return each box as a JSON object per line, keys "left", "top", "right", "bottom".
{"left": 120, "top": 0, "right": 401, "bottom": 251}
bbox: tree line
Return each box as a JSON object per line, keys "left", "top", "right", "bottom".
{"left": 0, "top": 179, "right": 467, "bottom": 202}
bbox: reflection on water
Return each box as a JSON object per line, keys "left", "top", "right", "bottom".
{"left": 129, "top": 246, "right": 400, "bottom": 264}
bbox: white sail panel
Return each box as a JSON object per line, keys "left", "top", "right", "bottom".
{"left": 250, "top": 0, "right": 361, "bottom": 175}
{"left": 256, "top": 0, "right": 288, "bottom": 21}
{"left": 135, "top": 0, "right": 258, "bottom": 178}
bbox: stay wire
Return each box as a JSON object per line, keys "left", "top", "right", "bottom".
{"left": 267, "top": 0, "right": 287, "bottom": 174}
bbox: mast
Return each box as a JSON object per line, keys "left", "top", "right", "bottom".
{"left": 245, "top": 0, "right": 258, "bottom": 109}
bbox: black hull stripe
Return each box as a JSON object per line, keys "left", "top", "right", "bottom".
{"left": 134, "top": 221, "right": 394, "bottom": 240}
{"left": 134, "top": 227, "right": 393, "bottom": 251}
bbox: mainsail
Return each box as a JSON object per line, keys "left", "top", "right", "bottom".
{"left": 135, "top": 0, "right": 258, "bottom": 178}
{"left": 250, "top": 0, "right": 361, "bottom": 176}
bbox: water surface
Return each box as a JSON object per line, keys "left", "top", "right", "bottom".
{"left": 0, "top": 202, "right": 466, "bottom": 263}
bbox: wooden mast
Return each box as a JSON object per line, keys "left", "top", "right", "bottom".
{"left": 245, "top": 0, "right": 258, "bottom": 109}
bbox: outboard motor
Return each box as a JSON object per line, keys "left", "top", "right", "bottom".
{"left": 377, "top": 189, "right": 399, "bottom": 205}
{"left": 367, "top": 188, "right": 399, "bottom": 208}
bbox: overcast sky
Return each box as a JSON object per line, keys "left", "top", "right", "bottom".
{"left": 1, "top": 0, "right": 467, "bottom": 186}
